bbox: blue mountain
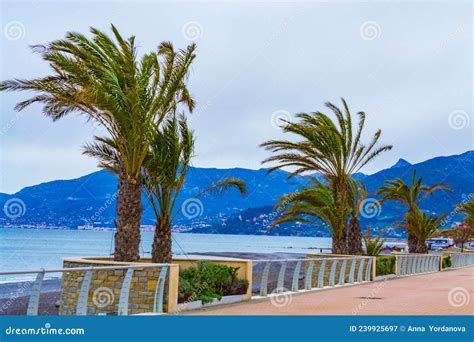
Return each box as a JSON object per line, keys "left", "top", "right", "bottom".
{"left": 390, "top": 158, "right": 412, "bottom": 169}
{"left": 0, "top": 151, "right": 472, "bottom": 236}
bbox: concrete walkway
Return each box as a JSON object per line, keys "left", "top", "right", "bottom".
{"left": 188, "top": 267, "right": 474, "bottom": 315}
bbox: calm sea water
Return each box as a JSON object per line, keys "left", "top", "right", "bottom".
{"left": 0, "top": 227, "right": 331, "bottom": 276}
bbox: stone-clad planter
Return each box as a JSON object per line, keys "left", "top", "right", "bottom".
{"left": 59, "top": 257, "right": 179, "bottom": 315}
{"left": 59, "top": 255, "right": 252, "bottom": 315}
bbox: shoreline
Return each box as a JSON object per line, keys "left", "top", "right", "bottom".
{"left": 0, "top": 226, "right": 406, "bottom": 240}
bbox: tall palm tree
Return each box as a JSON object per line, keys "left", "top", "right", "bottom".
{"left": 0, "top": 25, "right": 196, "bottom": 261}
{"left": 261, "top": 98, "right": 392, "bottom": 253}
{"left": 142, "top": 114, "right": 247, "bottom": 263}
{"left": 402, "top": 207, "right": 446, "bottom": 253}
{"left": 272, "top": 179, "right": 350, "bottom": 253}
{"left": 377, "top": 170, "right": 452, "bottom": 253}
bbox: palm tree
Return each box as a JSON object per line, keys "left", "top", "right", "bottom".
{"left": 142, "top": 114, "right": 247, "bottom": 263}
{"left": 271, "top": 179, "right": 350, "bottom": 254}
{"left": 441, "top": 200, "right": 474, "bottom": 252}
{"left": 377, "top": 170, "right": 451, "bottom": 253}
{"left": 261, "top": 98, "right": 392, "bottom": 253}
{"left": 457, "top": 200, "right": 474, "bottom": 229}
{"left": 402, "top": 207, "right": 446, "bottom": 253}
{"left": 0, "top": 25, "right": 196, "bottom": 261}
{"left": 363, "top": 227, "right": 384, "bottom": 256}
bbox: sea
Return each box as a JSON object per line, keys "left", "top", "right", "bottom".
{"left": 0, "top": 227, "right": 332, "bottom": 281}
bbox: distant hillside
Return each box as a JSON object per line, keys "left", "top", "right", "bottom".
{"left": 1, "top": 151, "right": 473, "bottom": 237}
{"left": 0, "top": 166, "right": 308, "bottom": 228}
{"left": 363, "top": 150, "right": 474, "bottom": 221}
{"left": 205, "top": 151, "right": 473, "bottom": 236}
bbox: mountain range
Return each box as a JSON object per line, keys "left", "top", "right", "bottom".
{"left": 1, "top": 150, "right": 473, "bottom": 237}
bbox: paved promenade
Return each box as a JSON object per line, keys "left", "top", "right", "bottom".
{"left": 189, "top": 267, "right": 474, "bottom": 315}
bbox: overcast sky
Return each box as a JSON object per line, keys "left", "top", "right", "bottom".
{"left": 0, "top": 0, "right": 472, "bottom": 194}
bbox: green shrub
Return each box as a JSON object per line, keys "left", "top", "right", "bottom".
{"left": 178, "top": 261, "right": 249, "bottom": 304}
{"left": 442, "top": 255, "right": 451, "bottom": 269}
{"left": 376, "top": 256, "right": 396, "bottom": 276}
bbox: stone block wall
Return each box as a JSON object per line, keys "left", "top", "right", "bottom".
{"left": 59, "top": 259, "right": 164, "bottom": 315}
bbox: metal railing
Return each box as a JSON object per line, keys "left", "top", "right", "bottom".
{"left": 449, "top": 253, "right": 474, "bottom": 268}
{"left": 252, "top": 256, "right": 374, "bottom": 297}
{"left": 395, "top": 254, "right": 441, "bottom": 276}
{"left": 0, "top": 263, "right": 170, "bottom": 316}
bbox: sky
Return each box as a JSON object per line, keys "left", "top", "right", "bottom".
{"left": 0, "top": 0, "right": 473, "bottom": 194}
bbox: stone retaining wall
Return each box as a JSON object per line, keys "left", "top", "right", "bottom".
{"left": 59, "top": 258, "right": 177, "bottom": 315}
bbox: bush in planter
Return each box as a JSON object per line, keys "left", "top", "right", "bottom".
{"left": 442, "top": 255, "right": 451, "bottom": 269}
{"left": 376, "top": 256, "right": 396, "bottom": 276}
{"left": 178, "top": 261, "right": 249, "bottom": 304}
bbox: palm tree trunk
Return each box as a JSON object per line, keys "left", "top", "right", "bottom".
{"left": 347, "top": 216, "right": 363, "bottom": 255}
{"left": 152, "top": 217, "right": 172, "bottom": 263}
{"left": 407, "top": 232, "right": 418, "bottom": 253}
{"left": 332, "top": 236, "right": 347, "bottom": 254}
{"left": 114, "top": 169, "right": 142, "bottom": 262}
{"left": 415, "top": 239, "right": 428, "bottom": 254}
{"left": 331, "top": 179, "right": 348, "bottom": 255}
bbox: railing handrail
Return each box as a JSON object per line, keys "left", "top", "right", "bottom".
{"left": 252, "top": 256, "right": 372, "bottom": 263}
{"left": 0, "top": 263, "right": 170, "bottom": 276}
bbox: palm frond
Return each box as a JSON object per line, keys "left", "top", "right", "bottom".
{"left": 197, "top": 178, "right": 247, "bottom": 197}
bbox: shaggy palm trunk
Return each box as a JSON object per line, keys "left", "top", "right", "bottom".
{"left": 415, "top": 239, "right": 428, "bottom": 254}
{"left": 152, "top": 216, "right": 172, "bottom": 263}
{"left": 407, "top": 232, "right": 418, "bottom": 253}
{"left": 331, "top": 178, "right": 348, "bottom": 255}
{"left": 347, "top": 216, "right": 363, "bottom": 255}
{"left": 332, "top": 236, "right": 347, "bottom": 254}
{"left": 114, "top": 170, "right": 142, "bottom": 262}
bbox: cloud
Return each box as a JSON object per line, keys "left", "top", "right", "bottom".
{"left": 1, "top": 1, "right": 472, "bottom": 193}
